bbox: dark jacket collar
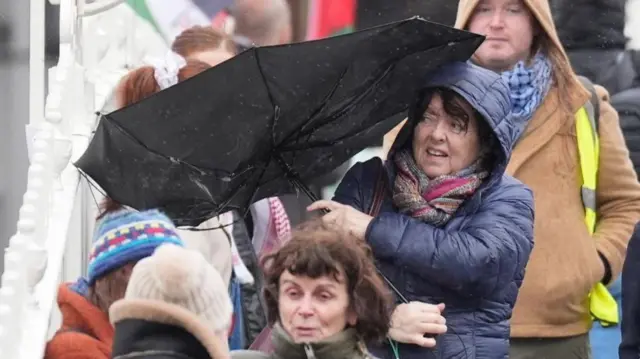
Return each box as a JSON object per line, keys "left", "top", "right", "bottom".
{"left": 109, "top": 299, "right": 230, "bottom": 359}
{"left": 112, "top": 318, "right": 211, "bottom": 359}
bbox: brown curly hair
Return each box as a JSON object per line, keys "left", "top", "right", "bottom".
{"left": 261, "top": 219, "right": 393, "bottom": 343}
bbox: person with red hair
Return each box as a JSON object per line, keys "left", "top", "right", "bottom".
{"left": 115, "top": 51, "right": 210, "bottom": 106}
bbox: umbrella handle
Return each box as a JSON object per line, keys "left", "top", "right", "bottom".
{"left": 274, "top": 153, "right": 327, "bottom": 208}
{"left": 377, "top": 268, "right": 409, "bottom": 304}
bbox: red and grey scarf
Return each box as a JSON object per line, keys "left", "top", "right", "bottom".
{"left": 392, "top": 149, "right": 489, "bottom": 226}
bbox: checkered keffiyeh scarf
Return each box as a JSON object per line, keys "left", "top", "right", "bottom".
{"left": 266, "top": 197, "right": 292, "bottom": 250}
{"left": 501, "top": 53, "right": 552, "bottom": 122}
{"left": 393, "top": 149, "right": 489, "bottom": 226}
{"left": 229, "top": 197, "right": 291, "bottom": 284}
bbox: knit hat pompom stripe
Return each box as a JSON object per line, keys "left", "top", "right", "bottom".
{"left": 87, "top": 208, "right": 184, "bottom": 284}
{"left": 87, "top": 237, "right": 183, "bottom": 282}
{"left": 90, "top": 222, "right": 181, "bottom": 260}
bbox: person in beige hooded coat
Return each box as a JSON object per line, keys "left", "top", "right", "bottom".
{"left": 382, "top": 0, "right": 640, "bottom": 358}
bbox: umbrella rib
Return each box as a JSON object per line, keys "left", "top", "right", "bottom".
{"left": 295, "top": 62, "right": 397, "bottom": 144}
{"left": 282, "top": 127, "right": 379, "bottom": 151}
{"left": 280, "top": 62, "right": 398, "bottom": 152}
{"left": 283, "top": 67, "right": 350, "bottom": 143}
{"left": 281, "top": 38, "right": 470, "bottom": 152}
{"left": 274, "top": 153, "right": 321, "bottom": 203}
{"left": 254, "top": 49, "right": 295, "bottom": 169}
{"left": 284, "top": 67, "right": 350, "bottom": 146}
{"left": 254, "top": 50, "right": 277, "bottom": 107}
{"left": 253, "top": 47, "right": 351, "bottom": 156}
{"left": 243, "top": 52, "right": 283, "bottom": 208}
{"left": 214, "top": 149, "right": 274, "bottom": 219}
{"left": 253, "top": 49, "right": 278, "bottom": 146}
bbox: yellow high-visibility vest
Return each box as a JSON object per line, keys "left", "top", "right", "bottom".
{"left": 575, "top": 77, "right": 619, "bottom": 326}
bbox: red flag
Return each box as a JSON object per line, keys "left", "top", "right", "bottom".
{"left": 306, "top": 0, "right": 357, "bottom": 40}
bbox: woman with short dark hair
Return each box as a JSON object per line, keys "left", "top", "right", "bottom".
{"left": 308, "top": 61, "right": 535, "bottom": 359}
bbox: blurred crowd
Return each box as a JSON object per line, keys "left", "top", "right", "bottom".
{"left": 38, "top": 1, "right": 640, "bottom": 359}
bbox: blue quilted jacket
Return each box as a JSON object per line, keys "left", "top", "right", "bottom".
{"left": 333, "top": 62, "right": 535, "bottom": 359}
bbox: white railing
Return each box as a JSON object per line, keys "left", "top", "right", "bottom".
{"left": 0, "top": 1, "right": 169, "bottom": 358}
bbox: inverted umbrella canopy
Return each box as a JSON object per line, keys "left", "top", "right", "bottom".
{"left": 76, "top": 17, "right": 484, "bottom": 227}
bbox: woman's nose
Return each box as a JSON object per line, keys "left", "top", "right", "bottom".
{"left": 429, "top": 120, "right": 447, "bottom": 142}
{"left": 297, "top": 298, "right": 315, "bottom": 318}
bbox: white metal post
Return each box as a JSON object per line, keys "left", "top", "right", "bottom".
{"left": 29, "top": 0, "right": 46, "bottom": 127}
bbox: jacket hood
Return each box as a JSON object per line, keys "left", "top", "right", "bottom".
{"left": 389, "top": 61, "right": 515, "bottom": 180}
{"left": 455, "top": 0, "right": 566, "bottom": 62}
{"left": 454, "top": 0, "right": 590, "bottom": 112}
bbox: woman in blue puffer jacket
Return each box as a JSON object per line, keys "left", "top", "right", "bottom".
{"left": 308, "top": 61, "right": 535, "bottom": 359}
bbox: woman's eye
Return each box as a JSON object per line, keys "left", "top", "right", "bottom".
{"left": 317, "top": 292, "right": 334, "bottom": 301}
{"left": 506, "top": 6, "right": 522, "bottom": 13}
{"left": 476, "top": 6, "right": 491, "bottom": 13}
{"left": 286, "top": 290, "right": 301, "bottom": 299}
{"left": 451, "top": 121, "right": 464, "bottom": 133}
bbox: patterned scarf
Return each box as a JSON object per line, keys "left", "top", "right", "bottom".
{"left": 392, "top": 149, "right": 489, "bottom": 226}
{"left": 501, "top": 53, "right": 552, "bottom": 120}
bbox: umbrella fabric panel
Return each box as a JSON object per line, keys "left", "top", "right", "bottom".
{"left": 80, "top": 119, "right": 233, "bottom": 225}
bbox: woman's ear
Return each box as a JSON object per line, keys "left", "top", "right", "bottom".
{"left": 346, "top": 309, "right": 357, "bottom": 326}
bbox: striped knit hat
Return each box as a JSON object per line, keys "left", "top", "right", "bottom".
{"left": 87, "top": 208, "right": 184, "bottom": 284}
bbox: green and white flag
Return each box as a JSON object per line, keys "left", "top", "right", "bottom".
{"left": 126, "top": 0, "right": 211, "bottom": 43}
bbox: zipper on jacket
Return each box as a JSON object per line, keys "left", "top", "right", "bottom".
{"left": 304, "top": 344, "right": 317, "bottom": 359}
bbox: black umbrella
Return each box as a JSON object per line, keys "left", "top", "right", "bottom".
{"left": 75, "top": 17, "right": 484, "bottom": 227}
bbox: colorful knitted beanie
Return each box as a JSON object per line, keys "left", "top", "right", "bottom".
{"left": 87, "top": 208, "right": 184, "bottom": 284}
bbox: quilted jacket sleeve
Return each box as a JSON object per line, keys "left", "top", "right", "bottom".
{"left": 332, "top": 162, "right": 367, "bottom": 212}
{"left": 366, "top": 179, "right": 535, "bottom": 297}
